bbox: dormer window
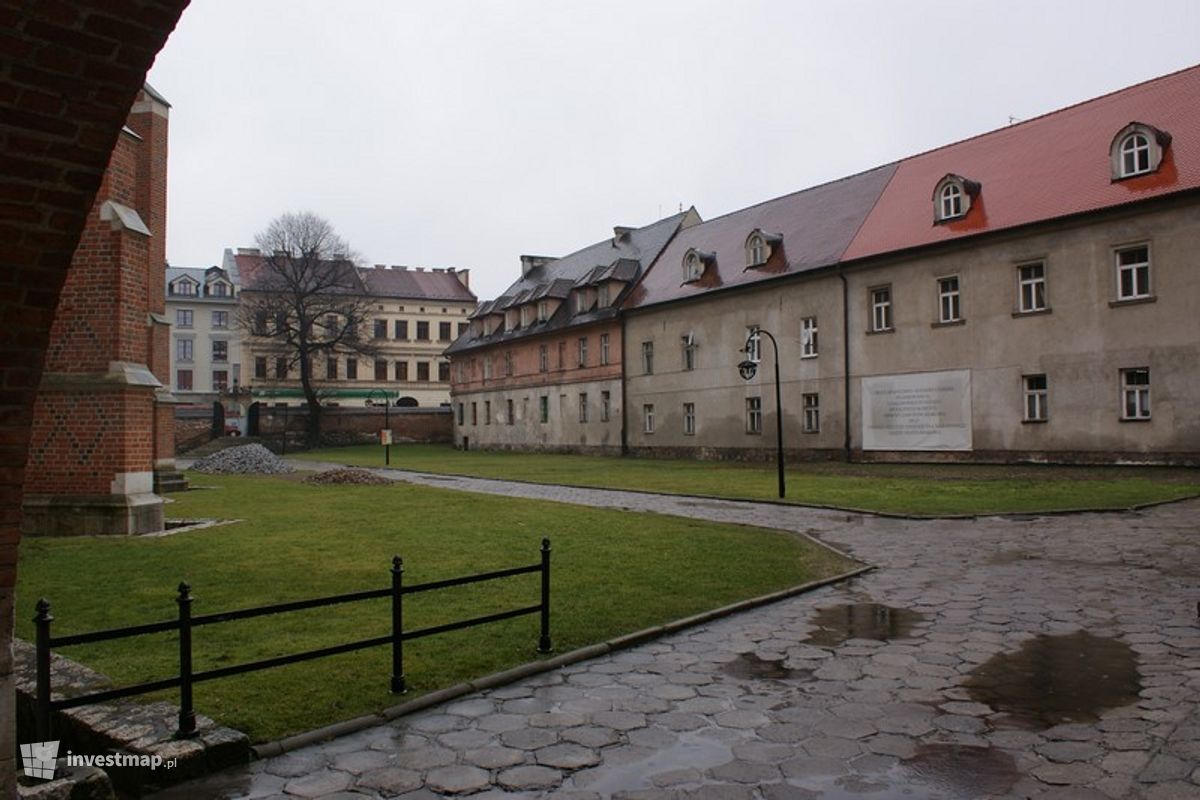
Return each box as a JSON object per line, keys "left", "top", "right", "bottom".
{"left": 210, "top": 282, "right": 228, "bottom": 297}
{"left": 520, "top": 306, "right": 533, "bottom": 328}
{"left": 172, "top": 278, "right": 197, "bottom": 296}
{"left": 537, "top": 300, "right": 549, "bottom": 322}
{"left": 932, "top": 174, "right": 980, "bottom": 223}
{"left": 1111, "top": 122, "right": 1170, "bottom": 180}
{"left": 682, "top": 249, "right": 715, "bottom": 283}
{"left": 743, "top": 229, "right": 782, "bottom": 268}
{"left": 597, "top": 284, "right": 611, "bottom": 307}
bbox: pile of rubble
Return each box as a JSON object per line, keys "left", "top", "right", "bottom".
{"left": 304, "top": 468, "right": 393, "bottom": 486}
{"left": 189, "top": 444, "right": 295, "bottom": 475}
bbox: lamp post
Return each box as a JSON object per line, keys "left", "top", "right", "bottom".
{"left": 737, "top": 328, "right": 785, "bottom": 498}
{"left": 368, "top": 389, "right": 391, "bottom": 465}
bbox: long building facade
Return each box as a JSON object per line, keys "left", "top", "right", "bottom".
{"left": 450, "top": 65, "right": 1200, "bottom": 465}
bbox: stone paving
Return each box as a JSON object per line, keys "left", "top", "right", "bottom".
{"left": 153, "top": 468, "right": 1200, "bottom": 799}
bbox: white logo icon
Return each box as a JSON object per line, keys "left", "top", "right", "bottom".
{"left": 20, "top": 741, "right": 59, "bottom": 781}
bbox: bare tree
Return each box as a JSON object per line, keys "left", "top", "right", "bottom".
{"left": 240, "top": 211, "right": 378, "bottom": 447}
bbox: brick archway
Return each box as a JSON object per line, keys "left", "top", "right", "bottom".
{"left": 0, "top": 3, "right": 189, "bottom": 794}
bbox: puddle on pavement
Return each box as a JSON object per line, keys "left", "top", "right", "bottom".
{"left": 987, "top": 549, "right": 1034, "bottom": 564}
{"left": 786, "top": 744, "right": 1018, "bottom": 799}
{"left": 722, "top": 653, "right": 810, "bottom": 681}
{"left": 964, "top": 630, "right": 1141, "bottom": 728}
{"left": 571, "top": 731, "right": 731, "bottom": 795}
{"left": 804, "top": 603, "right": 925, "bottom": 647}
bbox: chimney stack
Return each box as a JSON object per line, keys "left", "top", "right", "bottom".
{"left": 520, "top": 255, "right": 554, "bottom": 277}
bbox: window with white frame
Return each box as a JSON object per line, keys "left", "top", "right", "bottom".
{"left": 600, "top": 333, "right": 610, "bottom": 365}
{"left": 537, "top": 300, "right": 549, "bottom": 322}
{"left": 578, "top": 392, "right": 588, "bottom": 423}
{"left": 539, "top": 344, "right": 548, "bottom": 372}
{"left": 682, "top": 332, "right": 697, "bottom": 371}
{"left": 176, "top": 338, "right": 193, "bottom": 362}
{"left": 1119, "top": 132, "right": 1151, "bottom": 177}
{"left": 1120, "top": 368, "right": 1150, "bottom": 420}
{"left": 577, "top": 337, "right": 588, "bottom": 367}
{"left": 746, "top": 234, "right": 766, "bottom": 266}
{"left": 483, "top": 356, "right": 493, "bottom": 380}
{"left": 746, "top": 397, "right": 762, "bottom": 434}
{"left": 745, "top": 326, "right": 761, "bottom": 363}
{"left": 801, "top": 317, "right": 818, "bottom": 358}
{"left": 211, "top": 310, "right": 228, "bottom": 329}
{"left": 212, "top": 340, "right": 228, "bottom": 362}
{"left": 683, "top": 252, "right": 703, "bottom": 282}
{"left": 642, "top": 341, "right": 654, "bottom": 374}
{"left": 643, "top": 403, "right": 655, "bottom": 433}
{"left": 574, "top": 291, "right": 588, "bottom": 314}
{"left": 173, "top": 279, "right": 196, "bottom": 296}
{"left": 1018, "top": 262, "right": 1047, "bottom": 313}
{"left": 539, "top": 395, "right": 549, "bottom": 423}
{"left": 937, "top": 276, "right": 961, "bottom": 323}
{"left": 504, "top": 351, "right": 513, "bottom": 377}
{"left": 870, "top": 286, "right": 893, "bottom": 332}
{"left": 1023, "top": 374, "right": 1048, "bottom": 422}
{"left": 683, "top": 402, "right": 696, "bottom": 435}
{"left": 940, "top": 182, "right": 963, "bottom": 219}
{"left": 802, "top": 393, "right": 820, "bottom": 433}
{"left": 1115, "top": 245, "right": 1150, "bottom": 301}
{"left": 597, "top": 284, "right": 610, "bottom": 307}
{"left": 176, "top": 309, "right": 193, "bottom": 328}
{"left": 600, "top": 390, "right": 611, "bottom": 422}
{"left": 520, "top": 306, "right": 532, "bottom": 327}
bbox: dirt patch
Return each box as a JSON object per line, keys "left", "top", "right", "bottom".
{"left": 304, "top": 468, "right": 394, "bottom": 486}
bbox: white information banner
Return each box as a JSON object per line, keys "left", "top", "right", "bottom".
{"left": 861, "top": 370, "right": 972, "bottom": 451}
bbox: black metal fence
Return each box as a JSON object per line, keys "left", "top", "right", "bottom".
{"left": 34, "top": 539, "right": 552, "bottom": 740}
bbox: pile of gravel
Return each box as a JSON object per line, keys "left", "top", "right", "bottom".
{"left": 190, "top": 444, "right": 295, "bottom": 475}
{"left": 304, "top": 468, "right": 393, "bottom": 486}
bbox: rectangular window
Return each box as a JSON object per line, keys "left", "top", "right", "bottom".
{"left": 211, "top": 310, "right": 228, "bottom": 329}
{"left": 801, "top": 317, "right": 818, "bottom": 358}
{"left": 803, "top": 393, "right": 820, "bottom": 433}
{"left": 1018, "top": 262, "right": 1047, "bottom": 313}
{"left": 176, "top": 369, "right": 192, "bottom": 390}
{"left": 504, "top": 351, "right": 514, "bottom": 377}
{"left": 642, "top": 341, "right": 654, "bottom": 374}
{"left": 597, "top": 284, "right": 610, "bottom": 307}
{"left": 255, "top": 356, "right": 266, "bottom": 379}
{"left": 483, "top": 356, "right": 492, "bottom": 380}
{"left": 506, "top": 398, "right": 514, "bottom": 425}
{"left": 456, "top": 403, "right": 464, "bottom": 425}
{"left": 539, "top": 395, "right": 549, "bottom": 423}
{"left": 578, "top": 392, "right": 588, "bottom": 423}
{"left": 601, "top": 390, "right": 611, "bottom": 422}
{"left": 375, "top": 359, "right": 388, "bottom": 381}
{"left": 176, "top": 309, "right": 193, "bottom": 328}
{"left": 457, "top": 322, "right": 468, "bottom": 337}
{"left": 394, "top": 320, "right": 408, "bottom": 339}
{"left": 210, "top": 282, "right": 228, "bottom": 297}
{"left": 1121, "top": 368, "right": 1151, "bottom": 420}
{"left": 871, "top": 286, "right": 893, "bottom": 332}
{"left": 471, "top": 402, "right": 477, "bottom": 425}
{"left": 577, "top": 337, "right": 588, "bottom": 367}
{"left": 600, "top": 333, "right": 610, "bottom": 365}
{"left": 938, "top": 276, "right": 961, "bottom": 323}
{"left": 642, "top": 403, "right": 655, "bottom": 434}
{"left": 347, "top": 357, "right": 358, "bottom": 379}
{"left": 746, "top": 397, "right": 762, "bottom": 434}
{"left": 745, "top": 327, "right": 761, "bottom": 362}
{"left": 682, "top": 334, "right": 696, "bottom": 371}
{"left": 437, "top": 321, "right": 451, "bottom": 341}
{"left": 374, "top": 319, "right": 388, "bottom": 339}
{"left": 557, "top": 341, "right": 565, "bottom": 369}
{"left": 326, "top": 358, "right": 337, "bottom": 380}
{"left": 275, "top": 357, "right": 288, "bottom": 379}
{"left": 212, "top": 340, "right": 228, "bottom": 362}
{"left": 212, "top": 370, "right": 228, "bottom": 392}
{"left": 174, "top": 280, "right": 195, "bottom": 296}
{"left": 539, "top": 344, "right": 548, "bottom": 373}
{"left": 176, "top": 338, "right": 193, "bottom": 362}
{"left": 537, "top": 301, "right": 549, "bottom": 322}
{"left": 417, "top": 362, "right": 430, "bottom": 381}
{"left": 1023, "top": 374, "right": 1048, "bottom": 422}
{"left": 253, "top": 312, "right": 269, "bottom": 336}
{"left": 683, "top": 402, "right": 696, "bottom": 436}
{"left": 438, "top": 362, "right": 450, "bottom": 382}
{"left": 1116, "top": 245, "right": 1151, "bottom": 301}
{"left": 485, "top": 400, "right": 492, "bottom": 425}
{"left": 395, "top": 360, "right": 408, "bottom": 381}
{"left": 416, "top": 321, "right": 430, "bottom": 340}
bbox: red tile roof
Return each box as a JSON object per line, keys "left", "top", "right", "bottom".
{"left": 843, "top": 64, "right": 1200, "bottom": 261}
{"left": 359, "top": 267, "right": 475, "bottom": 302}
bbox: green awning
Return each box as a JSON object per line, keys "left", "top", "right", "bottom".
{"left": 251, "top": 388, "right": 398, "bottom": 399}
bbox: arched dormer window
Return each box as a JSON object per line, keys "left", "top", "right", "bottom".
{"left": 932, "top": 174, "right": 980, "bottom": 223}
{"left": 743, "top": 229, "right": 783, "bottom": 268}
{"left": 683, "top": 251, "right": 703, "bottom": 282}
{"left": 1110, "top": 122, "right": 1170, "bottom": 180}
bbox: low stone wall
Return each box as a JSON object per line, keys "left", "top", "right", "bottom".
{"left": 260, "top": 407, "right": 452, "bottom": 445}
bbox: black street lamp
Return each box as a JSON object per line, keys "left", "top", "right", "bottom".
{"left": 368, "top": 389, "right": 391, "bottom": 465}
{"left": 737, "top": 328, "right": 785, "bottom": 498}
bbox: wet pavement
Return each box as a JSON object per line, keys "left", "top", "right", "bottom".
{"left": 154, "top": 468, "right": 1200, "bottom": 799}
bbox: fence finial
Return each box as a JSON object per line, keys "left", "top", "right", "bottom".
{"left": 35, "top": 598, "right": 52, "bottom": 622}
{"left": 392, "top": 555, "right": 403, "bottom": 573}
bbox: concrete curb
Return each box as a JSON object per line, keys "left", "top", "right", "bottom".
{"left": 249, "top": 563, "right": 872, "bottom": 760}
{"left": 283, "top": 458, "right": 1200, "bottom": 520}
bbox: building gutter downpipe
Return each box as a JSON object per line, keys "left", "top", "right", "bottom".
{"left": 839, "top": 267, "right": 852, "bottom": 462}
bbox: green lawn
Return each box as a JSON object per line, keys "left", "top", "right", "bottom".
{"left": 298, "top": 444, "right": 1200, "bottom": 516}
{"left": 16, "top": 473, "right": 850, "bottom": 742}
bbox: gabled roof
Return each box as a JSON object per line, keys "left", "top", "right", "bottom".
{"left": 843, "top": 63, "right": 1200, "bottom": 261}
{"left": 623, "top": 165, "right": 897, "bottom": 310}
{"left": 358, "top": 266, "right": 476, "bottom": 302}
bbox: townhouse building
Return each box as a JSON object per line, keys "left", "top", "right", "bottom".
{"left": 446, "top": 211, "right": 698, "bottom": 452}
{"left": 166, "top": 264, "right": 242, "bottom": 402}
{"left": 623, "top": 65, "right": 1200, "bottom": 464}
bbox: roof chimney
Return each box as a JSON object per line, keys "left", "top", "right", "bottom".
{"left": 520, "top": 255, "right": 554, "bottom": 277}
{"left": 613, "top": 226, "right": 634, "bottom": 244}
{"left": 454, "top": 268, "right": 470, "bottom": 289}
{"left": 237, "top": 247, "right": 261, "bottom": 256}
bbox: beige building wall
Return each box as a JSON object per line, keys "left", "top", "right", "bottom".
{"left": 454, "top": 376, "right": 624, "bottom": 454}
{"left": 624, "top": 196, "right": 1200, "bottom": 464}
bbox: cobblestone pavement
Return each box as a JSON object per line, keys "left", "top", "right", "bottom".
{"left": 156, "top": 467, "right": 1200, "bottom": 799}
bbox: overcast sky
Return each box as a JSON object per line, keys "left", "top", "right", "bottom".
{"left": 148, "top": 0, "right": 1200, "bottom": 300}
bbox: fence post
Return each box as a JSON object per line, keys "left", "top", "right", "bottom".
{"left": 176, "top": 582, "right": 196, "bottom": 738}
{"left": 391, "top": 556, "right": 406, "bottom": 693}
{"left": 34, "top": 599, "right": 53, "bottom": 741}
{"left": 538, "top": 538, "right": 552, "bottom": 653}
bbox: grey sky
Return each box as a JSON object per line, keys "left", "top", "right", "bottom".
{"left": 148, "top": 0, "right": 1200, "bottom": 300}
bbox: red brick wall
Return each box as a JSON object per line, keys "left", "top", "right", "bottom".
{"left": 260, "top": 407, "right": 453, "bottom": 443}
